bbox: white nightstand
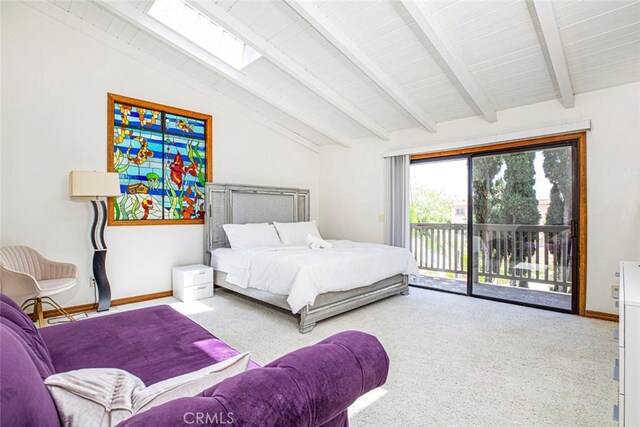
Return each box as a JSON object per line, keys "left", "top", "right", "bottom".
{"left": 172, "top": 264, "right": 214, "bottom": 302}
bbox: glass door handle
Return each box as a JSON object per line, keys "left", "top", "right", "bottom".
{"left": 570, "top": 220, "right": 578, "bottom": 238}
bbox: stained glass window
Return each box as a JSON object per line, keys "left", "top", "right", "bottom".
{"left": 108, "top": 94, "right": 212, "bottom": 225}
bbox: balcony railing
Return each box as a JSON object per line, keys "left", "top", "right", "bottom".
{"left": 409, "top": 223, "right": 572, "bottom": 292}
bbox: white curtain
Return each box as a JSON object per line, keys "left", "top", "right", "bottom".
{"left": 385, "top": 155, "right": 410, "bottom": 248}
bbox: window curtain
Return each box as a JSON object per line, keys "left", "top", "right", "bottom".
{"left": 385, "top": 155, "right": 410, "bottom": 248}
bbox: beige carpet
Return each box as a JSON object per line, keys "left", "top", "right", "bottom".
{"left": 120, "top": 287, "right": 618, "bottom": 427}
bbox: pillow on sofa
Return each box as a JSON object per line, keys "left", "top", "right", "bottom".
{"left": 44, "top": 352, "right": 250, "bottom": 427}
{"left": 222, "top": 223, "right": 282, "bottom": 249}
{"left": 0, "top": 317, "right": 55, "bottom": 379}
{"left": 273, "top": 221, "right": 322, "bottom": 246}
{"left": 0, "top": 326, "right": 61, "bottom": 427}
{"left": 0, "top": 295, "right": 55, "bottom": 378}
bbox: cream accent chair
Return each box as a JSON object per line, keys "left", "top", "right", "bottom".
{"left": 0, "top": 246, "right": 79, "bottom": 327}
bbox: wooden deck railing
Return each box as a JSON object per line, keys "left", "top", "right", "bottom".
{"left": 409, "top": 223, "right": 572, "bottom": 292}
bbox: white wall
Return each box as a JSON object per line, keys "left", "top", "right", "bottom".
{"left": 0, "top": 2, "right": 319, "bottom": 307}
{"left": 320, "top": 82, "right": 640, "bottom": 314}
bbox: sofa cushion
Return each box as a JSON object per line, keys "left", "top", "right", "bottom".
{"left": 40, "top": 304, "right": 259, "bottom": 385}
{"left": 0, "top": 326, "right": 61, "bottom": 427}
{"left": 0, "top": 295, "right": 55, "bottom": 377}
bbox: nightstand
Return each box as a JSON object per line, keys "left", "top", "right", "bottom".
{"left": 172, "top": 264, "right": 214, "bottom": 302}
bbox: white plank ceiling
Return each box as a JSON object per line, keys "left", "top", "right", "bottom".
{"left": 42, "top": 0, "right": 640, "bottom": 148}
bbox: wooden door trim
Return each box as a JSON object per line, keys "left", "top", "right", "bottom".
{"left": 576, "top": 132, "right": 587, "bottom": 316}
{"left": 410, "top": 132, "right": 586, "bottom": 160}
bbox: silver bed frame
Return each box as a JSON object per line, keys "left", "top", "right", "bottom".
{"left": 204, "top": 183, "right": 409, "bottom": 333}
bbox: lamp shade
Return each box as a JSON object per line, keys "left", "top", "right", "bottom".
{"left": 69, "top": 171, "right": 121, "bottom": 197}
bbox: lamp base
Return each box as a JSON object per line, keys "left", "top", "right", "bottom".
{"left": 93, "top": 249, "right": 112, "bottom": 312}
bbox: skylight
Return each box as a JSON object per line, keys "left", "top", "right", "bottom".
{"left": 148, "top": 0, "right": 260, "bottom": 70}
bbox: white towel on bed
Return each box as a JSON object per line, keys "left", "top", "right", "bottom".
{"left": 306, "top": 234, "right": 333, "bottom": 249}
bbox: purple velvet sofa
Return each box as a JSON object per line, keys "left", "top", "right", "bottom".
{"left": 0, "top": 293, "right": 389, "bottom": 426}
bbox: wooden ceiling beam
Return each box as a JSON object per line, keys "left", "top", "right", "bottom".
{"left": 401, "top": 0, "right": 497, "bottom": 123}
{"left": 187, "top": 0, "right": 390, "bottom": 141}
{"left": 26, "top": 0, "right": 321, "bottom": 153}
{"left": 285, "top": 0, "right": 437, "bottom": 133}
{"left": 531, "top": 0, "right": 575, "bottom": 108}
{"left": 98, "top": 0, "right": 353, "bottom": 147}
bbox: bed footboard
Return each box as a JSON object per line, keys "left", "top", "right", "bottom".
{"left": 298, "top": 275, "right": 409, "bottom": 333}
{"left": 213, "top": 271, "right": 409, "bottom": 334}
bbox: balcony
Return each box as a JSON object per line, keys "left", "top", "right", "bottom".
{"left": 409, "top": 223, "right": 572, "bottom": 310}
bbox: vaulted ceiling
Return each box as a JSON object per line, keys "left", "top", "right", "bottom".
{"left": 36, "top": 0, "right": 640, "bottom": 149}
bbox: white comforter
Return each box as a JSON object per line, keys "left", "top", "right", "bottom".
{"left": 211, "top": 241, "right": 419, "bottom": 314}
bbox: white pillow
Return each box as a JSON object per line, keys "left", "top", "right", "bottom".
{"left": 274, "top": 221, "right": 322, "bottom": 246}
{"left": 44, "top": 352, "right": 250, "bottom": 427}
{"left": 222, "top": 223, "right": 282, "bottom": 249}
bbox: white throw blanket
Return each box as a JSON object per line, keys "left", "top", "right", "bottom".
{"left": 212, "top": 241, "right": 419, "bottom": 314}
{"left": 44, "top": 353, "right": 250, "bottom": 427}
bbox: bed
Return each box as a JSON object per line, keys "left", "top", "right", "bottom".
{"left": 204, "top": 183, "right": 417, "bottom": 333}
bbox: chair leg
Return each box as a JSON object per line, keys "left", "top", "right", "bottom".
{"left": 35, "top": 298, "right": 45, "bottom": 328}
{"left": 20, "top": 298, "right": 38, "bottom": 323}
{"left": 21, "top": 298, "right": 36, "bottom": 315}
{"left": 41, "top": 297, "right": 76, "bottom": 323}
{"left": 20, "top": 298, "right": 35, "bottom": 310}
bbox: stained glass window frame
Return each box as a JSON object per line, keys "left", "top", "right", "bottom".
{"left": 107, "top": 93, "right": 213, "bottom": 226}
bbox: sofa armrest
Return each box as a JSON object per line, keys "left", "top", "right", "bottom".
{"left": 119, "top": 331, "right": 389, "bottom": 427}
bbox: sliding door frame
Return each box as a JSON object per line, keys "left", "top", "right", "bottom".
{"left": 410, "top": 132, "right": 587, "bottom": 315}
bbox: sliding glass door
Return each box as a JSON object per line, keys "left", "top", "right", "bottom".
{"left": 409, "top": 158, "right": 468, "bottom": 295}
{"left": 471, "top": 146, "right": 575, "bottom": 311}
{"left": 409, "top": 141, "right": 579, "bottom": 313}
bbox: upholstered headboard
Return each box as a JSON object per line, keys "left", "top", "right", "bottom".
{"left": 204, "top": 183, "right": 310, "bottom": 262}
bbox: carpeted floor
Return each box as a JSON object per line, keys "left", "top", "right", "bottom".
{"left": 120, "top": 287, "right": 618, "bottom": 427}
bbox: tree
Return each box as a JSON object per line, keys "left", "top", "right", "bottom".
{"left": 493, "top": 152, "right": 540, "bottom": 287}
{"left": 546, "top": 185, "right": 565, "bottom": 225}
{"left": 409, "top": 185, "right": 453, "bottom": 224}
{"left": 543, "top": 148, "right": 572, "bottom": 225}
{"left": 495, "top": 152, "right": 541, "bottom": 225}
{"left": 543, "top": 148, "right": 572, "bottom": 291}
{"left": 472, "top": 156, "right": 503, "bottom": 224}
{"left": 472, "top": 156, "right": 503, "bottom": 275}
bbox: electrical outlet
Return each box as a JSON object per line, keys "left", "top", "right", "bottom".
{"left": 89, "top": 277, "right": 96, "bottom": 288}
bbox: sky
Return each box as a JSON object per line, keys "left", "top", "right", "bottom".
{"left": 410, "top": 151, "right": 555, "bottom": 201}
